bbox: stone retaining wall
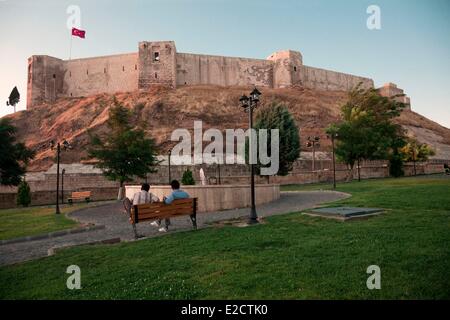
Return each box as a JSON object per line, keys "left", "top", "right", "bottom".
{"left": 0, "top": 160, "right": 445, "bottom": 209}
{"left": 0, "top": 187, "right": 118, "bottom": 209}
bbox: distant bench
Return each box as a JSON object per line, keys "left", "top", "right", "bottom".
{"left": 124, "top": 198, "right": 198, "bottom": 239}
{"left": 68, "top": 191, "right": 91, "bottom": 204}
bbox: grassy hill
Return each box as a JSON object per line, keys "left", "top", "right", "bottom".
{"left": 4, "top": 85, "right": 450, "bottom": 171}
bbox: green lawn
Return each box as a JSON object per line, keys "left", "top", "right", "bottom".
{"left": 0, "top": 201, "right": 113, "bottom": 240}
{"left": 1, "top": 176, "right": 449, "bottom": 299}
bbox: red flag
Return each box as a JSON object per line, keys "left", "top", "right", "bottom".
{"left": 71, "top": 27, "right": 86, "bottom": 39}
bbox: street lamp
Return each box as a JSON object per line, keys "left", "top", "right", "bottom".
{"left": 306, "top": 136, "right": 321, "bottom": 171}
{"left": 50, "top": 139, "right": 72, "bottom": 214}
{"left": 239, "top": 87, "right": 261, "bottom": 224}
{"left": 61, "top": 168, "right": 66, "bottom": 204}
{"left": 212, "top": 150, "right": 222, "bottom": 185}
{"left": 217, "top": 162, "right": 221, "bottom": 185}
{"left": 327, "top": 133, "right": 338, "bottom": 189}
{"left": 168, "top": 149, "right": 172, "bottom": 185}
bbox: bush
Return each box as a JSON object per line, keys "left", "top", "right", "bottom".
{"left": 181, "top": 169, "right": 195, "bottom": 185}
{"left": 17, "top": 180, "right": 31, "bottom": 207}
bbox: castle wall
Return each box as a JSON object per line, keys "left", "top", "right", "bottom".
{"left": 176, "top": 53, "right": 273, "bottom": 87}
{"left": 296, "top": 65, "right": 374, "bottom": 91}
{"left": 26, "top": 40, "right": 386, "bottom": 109}
{"left": 63, "top": 53, "right": 138, "bottom": 97}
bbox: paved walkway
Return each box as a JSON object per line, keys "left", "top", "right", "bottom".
{"left": 0, "top": 191, "right": 349, "bottom": 266}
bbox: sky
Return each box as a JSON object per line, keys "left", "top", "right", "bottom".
{"left": 0, "top": 0, "right": 449, "bottom": 128}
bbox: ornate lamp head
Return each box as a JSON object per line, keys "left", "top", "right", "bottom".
{"left": 250, "top": 87, "right": 261, "bottom": 102}
{"left": 239, "top": 95, "right": 249, "bottom": 109}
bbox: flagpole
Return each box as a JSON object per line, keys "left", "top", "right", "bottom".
{"left": 69, "top": 32, "right": 73, "bottom": 60}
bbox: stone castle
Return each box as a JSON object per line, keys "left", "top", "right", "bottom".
{"left": 26, "top": 40, "right": 410, "bottom": 109}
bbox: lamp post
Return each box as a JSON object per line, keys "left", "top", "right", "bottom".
{"left": 306, "top": 136, "right": 321, "bottom": 171}
{"left": 168, "top": 149, "right": 172, "bottom": 184}
{"left": 327, "top": 133, "right": 338, "bottom": 189}
{"left": 50, "top": 139, "right": 72, "bottom": 214}
{"left": 217, "top": 162, "right": 221, "bottom": 185}
{"left": 61, "top": 168, "right": 66, "bottom": 204}
{"left": 239, "top": 87, "right": 261, "bottom": 224}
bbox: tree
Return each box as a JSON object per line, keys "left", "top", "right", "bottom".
{"left": 252, "top": 103, "right": 300, "bottom": 177}
{"left": 6, "top": 86, "right": 20, "bottom": 113}
{"left": 387, "top": 134, "right": 407, "bottom": 178}
{"left": 181, "top": 169, "right": 195, "bottom": 185}
{"left": 389, "top": 148, "right": 405, "bottom": 178}
{"left": 329, "top": 119, "right": 365, "bottom": 181}
{"left": 87, "top": 99, "right": 160, "bottom": 199}
{"left": 401, "top": 139, "right": 435, "bottom": 175}
{"left": 0, "top": 118, "right": 35, "bottom": 186}
{"left": 328, "top": 84, "right": 406, "bottom": 181}
{"left": 17, "top": 179, "right": 31, "bottom": 207}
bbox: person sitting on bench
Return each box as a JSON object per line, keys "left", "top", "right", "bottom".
{"left": 131, "top": 183, "right": 161, "bottom": 227}
{"left": 158, "top": 180, "right": 190, "bottom": 233}
{"left": 132, "top": 183, "right": 160, "bottom": 205}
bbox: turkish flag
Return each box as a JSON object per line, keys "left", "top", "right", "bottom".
{"left": 71, "top": 27, "right": 86, "bottom": 39}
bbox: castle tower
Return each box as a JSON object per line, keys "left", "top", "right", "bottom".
{"left": 267, "top": 50, "right": 303, "bottom": 88}
{"left": 377, "top": 83, "right": 411, "bottom": 110}
{"left": 27, "top": 55, "right": 64, "bottom": 108}
{"left": 138, "top": 41, "right": 177, "bottom": 90}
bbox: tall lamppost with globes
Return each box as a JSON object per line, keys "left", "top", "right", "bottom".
{"left": 50, "top": 139, "right": 72, "bottom": 214}
{"left": 61, "top": 168, "right": 66, "bottom": 204}
{"left": 327, "top": 132, "right": 338, "bottom": 189}
{"left": 306, "top": 136, "right": 321, "bottom": 171}
{"left": 239, "top": 87, "right": 261, "bottom": 224}
{"left": 168, "top": 149, "right": 172, "bottom": 184}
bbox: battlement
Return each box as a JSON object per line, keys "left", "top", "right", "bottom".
{"left": 27, "top": 41, "right": 383, "bottom": 108}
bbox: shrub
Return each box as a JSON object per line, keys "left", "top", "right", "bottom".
{"left": 17, "top": 180, "right": 31, "bottom": 207}
{"left": 389, "top": 154, "right": 405, "bottom": 178}
{"left": 181, "top": 169, "right": 195, "bottom": 185}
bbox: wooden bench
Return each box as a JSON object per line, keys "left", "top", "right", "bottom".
{"left": 129, "top": 198, "right": 197, "bottom": 238}
{"left": 68, "top": 191, "right": 91, "bottom": 204}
